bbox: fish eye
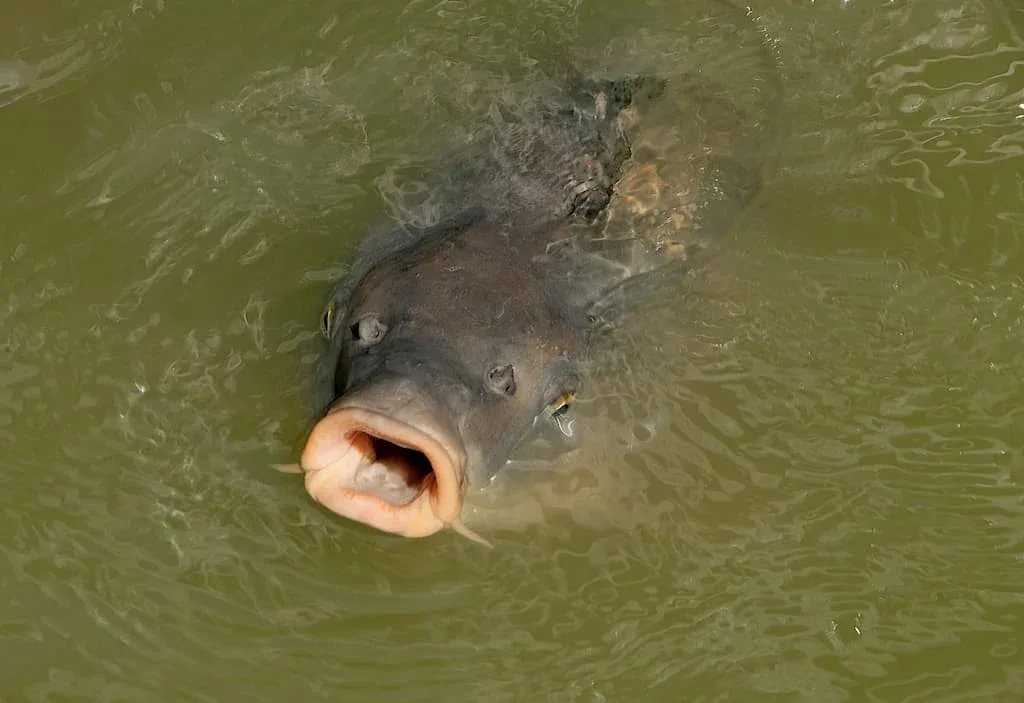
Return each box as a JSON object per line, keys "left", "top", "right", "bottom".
{"left": 320, "top": 301, "right": 336, "bottom": 339}
{"left": 545, "top": 391, "right": 575, "bottom": 418}
{"left": 351, "top": 314, "right": 387, "bottom": 347}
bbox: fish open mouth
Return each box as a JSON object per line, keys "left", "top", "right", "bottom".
{"left": 300, "top": 402, "right": 466, "bottom": 538}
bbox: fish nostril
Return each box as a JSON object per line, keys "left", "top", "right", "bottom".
{"left": 352, "top": 314, "right": 387, "bottom": 347}
{"left": 486, "top": 364, "right": 516, "bottom": 397}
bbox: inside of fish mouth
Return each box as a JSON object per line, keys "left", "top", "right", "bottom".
{"left": 348, "top": 431, "right": 434, "bottom": 507}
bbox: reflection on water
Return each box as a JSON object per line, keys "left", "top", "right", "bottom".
{"left": 1, "top": 0, "right": 1022, "bottom": 701}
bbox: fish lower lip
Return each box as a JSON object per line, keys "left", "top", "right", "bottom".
{"left": 299, "top": 405, "right": 465, "bottom": 538}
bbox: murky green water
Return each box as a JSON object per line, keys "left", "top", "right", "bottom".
{"left": 2, "top": 0, "right": 1022, "bottom": 701}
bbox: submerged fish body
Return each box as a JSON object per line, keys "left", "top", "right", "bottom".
{"left": 293, "top": 64, "right": 775, "bottom": 540}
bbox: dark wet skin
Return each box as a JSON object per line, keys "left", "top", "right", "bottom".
{"left": 290, "top": 70, "right": 769, "bottom": 541}
{"left": 337, "top": 209, "right": 587, "bottom": 475}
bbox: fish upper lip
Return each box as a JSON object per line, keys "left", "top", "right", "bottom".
{"left": 300, "top": 401, "right": 466, "bottom": 538}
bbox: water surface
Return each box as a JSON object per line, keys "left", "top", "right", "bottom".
{"left": 1, "top": 0, "right": 1022, "bottom": 701}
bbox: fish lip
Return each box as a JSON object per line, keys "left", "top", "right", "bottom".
{"left": 299, "top": 401, "right": 466, "bottom": 538}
